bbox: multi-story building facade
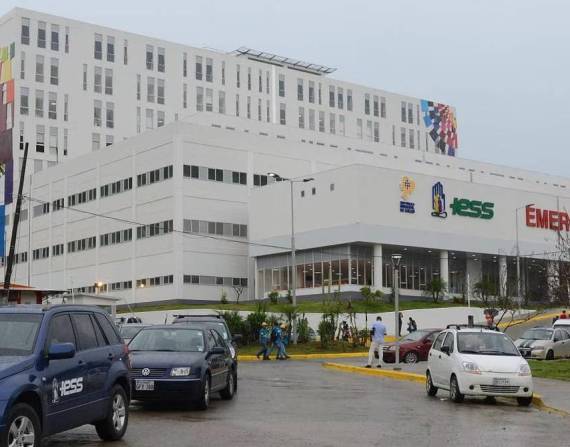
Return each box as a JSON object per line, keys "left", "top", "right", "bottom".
{"left": 0, "top": 7, "right": 458, "bottom": 206}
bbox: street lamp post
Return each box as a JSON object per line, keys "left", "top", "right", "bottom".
{"left": 391, "top": 254, "right": 402, "bottom": 368}
{"left": 267, "top": 172, "right": 314, "bottom": 344}
{"left": 515, "top": 204, "right": 534, "bottom": 308}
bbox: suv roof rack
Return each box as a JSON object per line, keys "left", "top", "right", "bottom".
{"left": 446, "top": 324, "right": 500, "bottom": 332}
{"left": 173, "top": 314, "right": 222, "bottom": 319}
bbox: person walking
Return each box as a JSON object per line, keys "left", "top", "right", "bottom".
{"left": 278, "top": 323, "right": 290, "bottom": 360}
{"left": 407, "top": 317, "right": 417, "bottom": 333}
{"left": 256, "top": 322, "right": 270, "bottom": 360}
{"left": 266, "top": 322, "right": 282, "bottom": 359}
{"left": 366, "top": 316, "right": 387, "bottom": 368}
{"left": 560, "top": 310, "right": 568, "bottom": 320}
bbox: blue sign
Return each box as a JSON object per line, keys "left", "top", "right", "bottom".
{"left": 431, "top": 182, "right": 447, "bottom": 218}
{"left": 400, "top": 201, "right": 415, "bottom": 214}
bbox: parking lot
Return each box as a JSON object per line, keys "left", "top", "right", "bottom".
{"left": 44, "top": 361, "right": 567, "bottom": 447}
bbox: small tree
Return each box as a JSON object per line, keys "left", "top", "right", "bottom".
{"left": 424, "top": 277, "right": 447, "bottom": 303}
{"left": 233, "top": 285, "right": 244, "bottom": 304}
{"left": 220, "top": 289, "right": 228, "bottom": 305}
{"left": 360, "top": 287, "right": 383, "bottom": 331}
{"left": 268, "top": 290, "right": 279, "bottom": 304}
{"left": 473, "top": 278, "right": 497, "bottom": 306}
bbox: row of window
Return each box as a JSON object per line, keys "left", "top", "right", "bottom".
{"left": 93, "top": 100, "right": 114, "bottom": 128}
{"left": 95, "top": 33, "right": 129, "bottom": 65}
{"left": 100, "top": 177, "right": 133, "bottom": 198}
{"left": 136, "top": 76, "right": 166, "bottom": 104}
{"left": 32, "top": 202, "right": 50, "bottom": 218}
{"left": 183, "top": 219, "right": 247, "bottom": 238}
{"left": 21, "top": 53, "right": 59, "bottom": 85}
{"left": 32, "top": 246, "right": 49, "bottom": 260}
{"left": 92, "top": 133, "right": 115, "bottom": 151}
{"left": 19, "top": 122, "right": 69, "bottom": 156}
{"left": 136, "top": 165, "right": 174, "bottom": 187}
{"left": 136, "top": 275, "right": 174, "bottom": 288}
{"left": 21, "top": 18, "right": 69, "bottom": 53}
{"left": 136, "top": 220, "right": 174, "bottom": 239}
{"left": 401, "top": 101, "right": 420, "bottom": 125}
{"left": 68, "top": 188, "right": 97, "bottom": 207}
{"left": 20, "top": 88, "right": 68, "bottom": 122}
{"left": 135, "top": 107, "right": 167, "bottom": 133}
{"left": 67, "top": 236, "right": 97, "bottom": 253}
{"left": 183, "top": 164, "right": 247, "bottom": 185}
{"left": 100, "top": 229, "right": 133, "bottom": 247}
{"left": 183, "top": 275, "right": 248, "bottom": 287}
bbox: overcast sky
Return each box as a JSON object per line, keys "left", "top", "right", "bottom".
{"left": 3, "top": 0, "right": 568, "bottom": 178}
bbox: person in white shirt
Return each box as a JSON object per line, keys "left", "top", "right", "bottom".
{"left": 366, "top": 316, "right": 387, "bottom": 368}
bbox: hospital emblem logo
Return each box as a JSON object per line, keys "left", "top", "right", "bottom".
{"left": 431, "top": 182, "right": 448, "bottom": 218}
{"left": 399, "top": 177, "right": 416, "bottom": 214}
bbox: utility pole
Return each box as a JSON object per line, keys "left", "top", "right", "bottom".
{"left": 3, "top": 142, "right": 30, "bottom": 304}
{"left": 392, "top": 254, "right": 402, "bottom": 368}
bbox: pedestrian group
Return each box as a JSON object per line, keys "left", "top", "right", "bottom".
{"left": 257, "top": 322, "right": 290, "bottom": 360}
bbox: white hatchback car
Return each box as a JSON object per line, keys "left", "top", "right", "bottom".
{"left": 426, "top": 326, "right": 534, "bottom": 406}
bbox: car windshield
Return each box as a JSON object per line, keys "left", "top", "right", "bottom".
{"left": 129, "top": 328, "right": 205, "bottom": 352}
{"left": 0, "top": 314, "right": 43, "bottom": 356}
{"left": 400, "top": 331, "right": 431, "bottom": 342}
{"left": 120, "top": 326, "right": 145, "bottom": 339}
{"left": 520, "top": 328, "right": 553, "bottom": 341}
{"left": 457, "top": 332, "right": 519, "bottom": 356}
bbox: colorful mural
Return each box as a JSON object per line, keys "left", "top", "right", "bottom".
{"left": 0, "top": 42, "right": 15, "bottom": 205}
{"left": 421, "top": 100, "right": 458, "bottom": 156}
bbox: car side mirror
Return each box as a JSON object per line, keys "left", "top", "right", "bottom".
{"left": 232, "top": 334, "right": 243, "bottom": 343}
{"left": 440, "top": 346, "right": 450, "bottom": 355}
{"left": 209, "top": 347, "right": 226, "bottom": 356}
{"left": 48, "top": 342, "right": 76, "bottom": 360}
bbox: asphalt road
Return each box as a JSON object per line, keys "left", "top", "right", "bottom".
{"left": 44, "top": 361, "right": 567, "bottom": 447}
{"left": 504, "top": 314, "right": 554, "bottom": 340}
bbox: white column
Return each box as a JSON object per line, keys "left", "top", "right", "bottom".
{"left": 499, "top": 256, "right": 508, "bottom": 297}
{"left": 440, "top": 250, "right": 449, "bottom": 288}
{"left": 253, "top": 258, "right": 259, "bottom": 300}
{"left": 373, "top": 244, "right": 383, "bottom": 290}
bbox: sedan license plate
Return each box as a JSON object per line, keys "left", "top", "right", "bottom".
{"left": 135, "top": 380, "right": 155, "bottom": 391}
{"left": 492, "top": 377, "right": 510, "bottom": 386}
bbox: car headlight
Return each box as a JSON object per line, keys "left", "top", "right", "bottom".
{"left": 171, "top": 367, "right": 191, "bottom": 377}
{"left": 462, "top": 361, "right": 481, "bottom": 374}
{"left": 519, "top": 362, "right": 532, "bottom": 376}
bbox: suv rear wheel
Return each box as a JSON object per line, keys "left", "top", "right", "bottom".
{"left": 95, "top": 385, "right": 129, "bottom": 441}
{"left": 1, "top": 403, "right": 40, "bottom": 447}
{"left": 220, "top": 370, "right": 236, "bottom": 400}
{"left": 450, "top": 375, "right": 464, "bottom": 403}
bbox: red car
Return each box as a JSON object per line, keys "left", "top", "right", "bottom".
{"left": 382, "top": 329, "right": 442, "bottom": 364}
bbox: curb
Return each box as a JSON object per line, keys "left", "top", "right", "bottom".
{"left": 238, "top": 352, "right": 368, "bottom": 362}
{"left": 531, "top": 394, "right": 570, "bottom": 417}
{"left": 498, "top": 311, "right": 560, "bottom": 329}
{"left": 322, "top": 362, "right": 425, "bottom": 383}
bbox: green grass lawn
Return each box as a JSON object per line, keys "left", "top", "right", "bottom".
{"left": 119, "top": 299, "right": 476, "bottom": 315}
{"left": 237, "top": 341, "right": 367, "bottom": 356}
{"left": 528, "top": 360, "right": 570, "bottom": 381}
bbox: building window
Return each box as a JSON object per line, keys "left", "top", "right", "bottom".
{"left": 236, "top": 64, "right": 240, "bottom": 88}
{"left": 401, "top": 102, "right": 406, "bottom": 122}
{"left": 106, "top": 102, "right": 114, "bottom": 128}
{"left": 408, "top": 103, "right": 413, "bottom": 124}
{"left": 35, "top": 89, "right": 44, "bottom": 118}
{"left": 157, "top": 110, "right": 165, "bottom": 127}
{"left": 318, "top": 83, "right": 322, "bottom": 105}
{"left": 37, "top": 21, "right": 46, "bottom": 48}
{"left": 105, "top": 68, "right": 113, "bottom": 95}
{"left": 298, "top": 107, "right": 305, "bottom": 129}
{"left": 400, "top": 127, "right": 406, "bottom": 147}
{"left": 215, "top": 90, "right": 225, "bottom": 114}
{"left": 82, "top": 64, "right": 87, "bottom": 91}
{"left": 381, "top": 97, "right": 386, "bottom": 118}
{"left": 48, "top": 92, "right": 57, "bottom": 119}
{"left": 329, "top": 113, "right": 336, "bottom": 134}
{"left": 147, "top": 77, "right": 155, "bottom": 102}
{"left": 373, "top": 95, "right": 379, "bottom": 117}
{"left": 279, "top": 103, "right": 286, "bottom": 125}
{"left": 123, "top": 39, "right": 128, "bottom": 64}
{"left": 374, "top": 122, "right": 380, "bottom": 143}
{"left": 364, "top": 94, "right": 370, "bottom": 115}
{"left": 136, "top": 107, "right": 141, "bottom": 133}
{"left": 195, "top": 56, "right": 203, "bottom": 80}
{"left": 312, "top": 187, "right": 316, "bottom": 195}
{"left": 20, "top": 87, "right": 29, "bottom": 115}
{"left": 36, "top": 125, "right": 45, "bottom": 152}
{"left": 136, "top": 74, "right": 141, "bottom": 100}
{"left": 93, "top": 100, "right": 102, "bottom": 127}
{"left": 366, "top": 120, "right": 372, "bottom": 141}
{"left": 329, "top": 85, "right": 335, "bottom": 107}
{"left": 206, "top": 88, "right": 213, "bottom": 112}
{"left": 49, "top": 24, "right": 59, "bottom": 51}
{"left": 278, "top": 74, "right": 285, "bottom": 97}
{"left": 157, "top": 79, "right": 165, "bottom": 105}
{"left": 235, "top": 94, "right": 240, "bottom": 117}
{"left": 196, "top": 87, "right": 204, "bottom": 112}
{"left": 94, "top": 33, "right": 103, "bottom": 59}
{"left": 205, "top": 58, "right": 213, "bottom": 82}
{"left": 266, "top": 100, "right": 271, "bottom": 123}
{"left": 21, "top": 17, "right": 30, "bottom": 45}
{"left": 347, "top": 89, "right": 353, "bottom": 111}
{"left": 35, "top": 55, "right": 44, "bottom": 83}
{"left": 257, "top": 98, "right": 262, "bottom": 121}
{"left": 157, "top": 47, "right": 165, "bottom": 73}
{"left": 337, "top": 87, "right": 344, "bottom": 109}
{"left": 409, "top": 128, "right": 415, "bottom": 149}
{"left": 48, "top": 58, "right": 58, "bottom": 86}
{"left": 222, "top": 61, "right": 226, "bottom": 85}
{"left": 297, "top": 79, "right": 304, "bottom": 101}
{"left": 183, "top": 83, "right": 188, "bottom": 109}
{"left": 318, "top": 111, "right": 325, "bottom": 132}
{"left": 146, "top": 45, "right": 154, "bottom": 70}
{"left": 356, "top": 118, "right": 363, "bottom": 139}
{"left": 20, "top": 51, "right": 25, "bottom": 80}
{"left": 63, "top": 129, "right": 68, "bottom": 155}
{"left": 106, "top": 36, "right": 115, "bottom": 62}
{"left": 145, "top": 109, "right": 154, "bottom": 129}
{"left": 247, "top": 67, "right": 252, "bottom": 90}
{"left": 94, "top": 66, "right": 102, "bottom": 93}
{"left": 136, "top": 220, "right": 174, "bottom": 239}
{"left": 308, "top": 81, "right": 315, "bottom": 104}
{"left": 266, "top": 71, "right": 270, "bottom": 94}
{"left": 339, "top": 114, "right": 345, "bottom": 136}
{"left": 246, "top": 96, "right": 251, "bottom": 119}
{"left": 92, "top": 132, "right": 100, "bottom": 151}
{"left": 49, "top": 127, "right": 58, "bottom": 154}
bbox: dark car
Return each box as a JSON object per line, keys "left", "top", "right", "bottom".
{"left": 128, "top": 325, "right": 236, "bottom": 409}
{"left": 382, "top": 329, "right": 442, "bottom": 364}
{"left": 172, "top": 314, "right": 241, "bottom": 360}
{"left": 0, "top": 305, "right": 130, "bottom": 447}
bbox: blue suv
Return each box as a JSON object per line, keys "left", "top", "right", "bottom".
{"left": 0, "top": 305, "right": 131, "bottom": 447}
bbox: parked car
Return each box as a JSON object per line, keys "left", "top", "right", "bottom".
{"left": 172, "top": 314, "right": 241, "bottom": 360}
{"left": 383, "top": 329, "right": 442, "bottom": 364}
{"left": 426, "top": 325, "right": 533, "bottom": 406}
{"left": 128, "top": 325, "right": 236, "bottom": 409}
{"left": 0, "top": 305, "right": 131, "bottom": 447}
{"left": 119, "top": 324, "right": 149, "bottom": 344}
{"left": 515, "top": 327, "right": 570, "bottom": 360}
{"left": 553, "top": 319, "right": 570, "bottom": 331}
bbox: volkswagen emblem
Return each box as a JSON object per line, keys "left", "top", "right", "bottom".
{"left": 141, "top": 368, "right": 151, "bottom": 377}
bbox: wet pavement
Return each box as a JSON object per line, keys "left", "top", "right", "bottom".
{"left": 44, "top": 361, "right": 568, "bottom": 447}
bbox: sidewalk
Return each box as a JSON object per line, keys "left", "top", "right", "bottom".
{"left": 334, "top": 358, "right": 570, "bottom": 414}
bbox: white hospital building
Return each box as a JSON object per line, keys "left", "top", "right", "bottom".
{"left": 0, "top": 8, "right": 567, "bottom": 305}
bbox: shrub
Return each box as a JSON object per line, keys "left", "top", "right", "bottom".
{"left": 268, "top": 290, "right": 279, "bottom": 304}
{"left": 220, "top": 311, "right": 244, "bottom": 338}
{"left": 220, "top": 290, "right": 228, "bottom": 305}
{"left": 318, "top": 314, "right": 336, "bottom": 348}
{"left": 245, "top": 309, "right": 267, "bottom": 344}
{"left": 297, "top": 314, "right": 310, "bottom": 344}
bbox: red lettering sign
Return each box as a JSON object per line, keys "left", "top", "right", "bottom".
{"left": 526, "top": 206, "right": 570, "bottom": 232}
